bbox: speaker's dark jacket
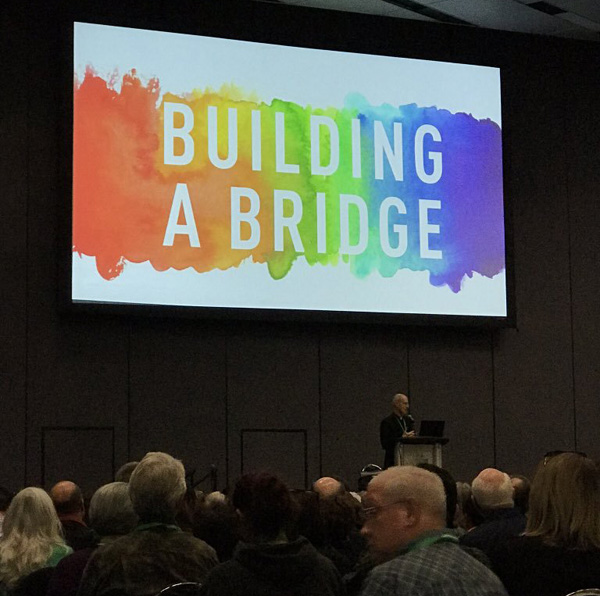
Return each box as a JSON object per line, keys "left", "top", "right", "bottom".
{"left": 380, "top": 413, "right": 414, "bottom": 469}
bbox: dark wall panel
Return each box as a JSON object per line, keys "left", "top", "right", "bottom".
{"left": 42, "top": 427, "right": 114, "bottom": 495}
{"left": 320, "top": 329, "right": 408, "bottom": 488}
{"left": 227, "top": 330, "right": 319, "bottom": 488}
{"left": 0, "top": 4, "right": 28, "bottom": 490}
{"left": 241, "top": 429, "right": 307, "bottom": 488}
{"left": 24, "top": 5, "right": 130, "bottom": 486}
{"left": 129, "top": 321, "right": 227, "bottom": 488}
{"left": 567, "top": 47, "right": 600, "bottom": 459}
{"left": 493, "top": 41, "right": 574, "bottom": 477}
{"left": 409, "top": 331, "right": 494, "bottom": 482}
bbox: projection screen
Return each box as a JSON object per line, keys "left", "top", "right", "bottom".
{"left": 72, "top": 21, "right": 508, "bottom": 321}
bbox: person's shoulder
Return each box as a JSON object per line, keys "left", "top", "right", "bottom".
{"left": 302, "top": 540, "right": 343, "bottom": 579}
{"left": 360, "top": 557, "right": 414, "bottom": 596}
{"left": 426, "top": 541, "right": 506, "bottom": 583}
{"left": 159, "top": 531, "right": 218, "bottom": 563}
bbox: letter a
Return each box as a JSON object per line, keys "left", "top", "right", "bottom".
{"left": 163, "top": 183, "right": 201, "bottom": 247}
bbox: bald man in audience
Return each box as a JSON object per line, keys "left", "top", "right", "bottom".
{"left": 50, "top": 480, "right": 97, "bottom": 551}
{"left": 313, "top": 477, "right": 344, "bottom": 498}
{"left": 459, "top": 468, "right": 525, "bottom": 557}
{"left": 359, "top": 466, "right": 507, "bottom": 596}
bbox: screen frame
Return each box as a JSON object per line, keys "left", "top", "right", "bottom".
{"left": 59, "top": 2, "right": 516, "bottom": 329}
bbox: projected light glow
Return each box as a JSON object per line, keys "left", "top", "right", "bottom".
{"left": 72, "top": 22, "right": 507, "bottom": 318}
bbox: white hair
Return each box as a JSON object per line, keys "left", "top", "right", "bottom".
{"left": 129, "top": 452, "right": 186, "bottom": 522}
{"left": 89, "top": 482, "right": 138, "bottom": 536}
{"left": 0, "top": 487, "right": 66, "bottom": 587}
{"left": 472, "top": 468, "right": 514, "bottom": 510}
{"left": 370, "top": 465, "right": 446, "bottom": 522}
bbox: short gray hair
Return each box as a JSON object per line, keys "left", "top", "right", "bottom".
{"left": 89, "top": 482, "right": 138, "bottom": 536}
{"left": 472, "top": 468, "right": 514, "bottom": 510}
{"left": 371, "top": 466, "right": 446, "bottom": 522}
{"left": 129, "top": 452, "right": 186, "bottom": 522}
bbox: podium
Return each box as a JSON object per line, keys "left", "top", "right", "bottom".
{"left": 394, "top": 437, "right": 449, "bottom": 467}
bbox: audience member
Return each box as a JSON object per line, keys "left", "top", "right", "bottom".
{"left": 417, "top": 463, "right": 458, "bottom": 529}
{"left": 359, "top": 466, "right": 507, "bottom": 596}
{"left": 49, "top": 481, "right": 98, "bottom": 551}
{"left": 313, "top": 477, "right": 344, "bottom": 498}
{"left": 494, "top": 453, "right": 600, "bottom": 596}
{"left": 456, "top": 481, "right": 485, "bottom": 532}
{"left": 77, "top": 452, "right": 218, "bottom": 596}
{"left": 0, "top": 487, "right": 72, "bottom": 592}
{"left": 202, "top": 471, "right": 344, "bottom": 596}
{"left": 46, "top": 481, "right": 138, "bottom": 596}
{"left": 317, "top": 491, "right": 365, "bottom": 575}
{"left": 175, "top": 485, "right": 199, "bottom": 533}
{"left": 510, "top": 474, "right": 530, "bottom": 515}
{"left": 459, "top": 468, "right": 525, "bottom": 556}
{"left": 290, "top": 489, "right": 323, "bottom": 545}
{"left": 114, "top": 461, "right": 139, "bottom": 483}
{"left": 193, "top": 496, "right": 240, "bottom": 562}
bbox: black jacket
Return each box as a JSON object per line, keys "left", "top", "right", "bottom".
{"left": 380, "top": 413, "right": 414, "bottom": 469}
{"left": 202, "top": 537, "right": 344, "bottom": 596}
{"left": 459, "top": 507, "right": 525, "bottom": 558}
{"left": 493, "top": 535, "right": 600, "bottom": 596}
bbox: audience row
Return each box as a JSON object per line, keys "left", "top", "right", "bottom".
{"left": 0, "top": 450, "right": 599, "bottom": 596}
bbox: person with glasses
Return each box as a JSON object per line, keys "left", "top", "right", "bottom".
{"left": 359, "top": 466, "right": 508, "bottom": 596}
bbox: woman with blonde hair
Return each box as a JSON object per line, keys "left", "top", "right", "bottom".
{"left": 493, "top": 452, "right": 600, "bottom": 596}
{"left": 0, "top": 487, "right": 72, "bottom": 591}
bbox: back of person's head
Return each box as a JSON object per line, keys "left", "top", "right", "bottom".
{"left": 49, "top": 481, "right": 84, "bottom": 517}
{"left": 115, "top": 461, "right": 139, "bottom": 483}
{"left": 319, "top": 492, "right": 361, "bottom": 544}
{"left": 128, "top": 452, "right": 186, "bottom": 523}
{"left": 193, "top": 498, "right": 240, "bottom": 562}
{"left": 455, "top": 481, "right": 483, "bottom": 530}
{"left": 417, "top": 463, "right": 458, "bottom": 528}
{"left": 526, "top": 452, "right": 600, "bottom": 550}
{"left": 0, "top": 487, "right": 64, "bottom": 587}
{"left": 289, "top": 489, "right": 323, "bottom": 544}
{"left": 471, "top": 468, "right": 514, "bottom": 510}
{"left": 313, "top": 476, "right": 345, "bottom": 499}
{"left": 369, "top": 465, "right": 446, "bottom": 527}
{"left": 89, "top": 482, "right": 138, "bottom": 537}
{"left": 232, "top": 472, "right": 293, "bottom": 541}
{"left": 510, "top": 474, "right": 531, "bottom": 515}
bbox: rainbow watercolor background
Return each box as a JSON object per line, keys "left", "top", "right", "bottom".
{"left": 72, "top": 23, "right": 507, "bottom": 316}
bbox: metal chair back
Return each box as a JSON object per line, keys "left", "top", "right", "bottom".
{"left": 158, "top": 582, "right": 203, "bottom": 595}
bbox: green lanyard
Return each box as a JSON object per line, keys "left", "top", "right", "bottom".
{"left": 406, "top": 533, "right": 459, "bottom": 553}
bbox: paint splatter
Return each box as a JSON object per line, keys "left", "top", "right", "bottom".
{"left": 73, "top": 68, "right": 504, "bottom": 292}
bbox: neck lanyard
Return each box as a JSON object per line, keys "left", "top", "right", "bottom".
{"left": 397, "top": 416, "right": 407, "bottom": 433}
{"left": 407, "top": 533, "right": 458, "bottom": 553}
